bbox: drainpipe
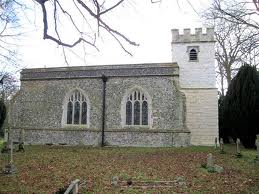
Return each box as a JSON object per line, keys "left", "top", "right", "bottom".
{"left": 101, "top": 74, "right": 108, "bottom": 147}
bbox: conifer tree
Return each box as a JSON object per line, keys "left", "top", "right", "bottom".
{"left": 224, "top": 64, "right": 259, "bottom": 148}
{"left": 0, "top": 100, "right": 6, "bottom": 137}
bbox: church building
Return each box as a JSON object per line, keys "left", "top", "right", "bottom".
{"left": 10, "top": 28, "right": 218, "bottom": 147}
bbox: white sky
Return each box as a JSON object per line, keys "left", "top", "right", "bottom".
{"left": 18, "top": 0, "right": 212, "bottom": 69}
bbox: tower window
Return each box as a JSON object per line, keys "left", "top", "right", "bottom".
{"left": 187, "top": 46, "right": 199, "bottom": 62}
{"left": 189, "top": 49, "right": 198, "bottom": 61}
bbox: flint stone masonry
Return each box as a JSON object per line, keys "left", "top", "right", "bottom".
{"left": 10, "top": 63, "right": 190, "bottom": 147}
{"left": 9, "top": 28, "right": 218, "bottom": 147}
{"left": 11, "top": 129, "right": 190, "bottom": 147}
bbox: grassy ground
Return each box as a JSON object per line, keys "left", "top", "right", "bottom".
{"left": 0, "top": 145, "right": 259, "bottom": 193}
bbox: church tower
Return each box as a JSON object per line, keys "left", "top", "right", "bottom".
{"left": 171, "top": 28, "right": 218, "bottom": 145}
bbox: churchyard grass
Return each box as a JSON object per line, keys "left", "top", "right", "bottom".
{"left": 0, "top": 145, "right": 259, "bottom": 193}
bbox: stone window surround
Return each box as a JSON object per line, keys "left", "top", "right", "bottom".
{"left": 121, "top": 86, "right": 153, "bottom": 128}
{"left": 187, "top": 46, "right": 199, "bottom": 62}
{"left": 61, "top": 88, "right": 90, "bottom": 128}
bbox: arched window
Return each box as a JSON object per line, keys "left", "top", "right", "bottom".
{"left": 189, "top": 48, "right": 198, "bottom": 61}
{"left": 124, "top": 89, "right": 150, "bottom": 126}
{"left": 65, "top": 89, "right": 89, "bottom": 125}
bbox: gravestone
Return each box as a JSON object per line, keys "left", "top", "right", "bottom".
{"left": 205, "top": 153, "right": 224, "bottom": 173}
{"left": 215, "top": 137, "right": 218, "bottom": 149}
{"left": 4, "top": 128, "right": 8, "bottom": 142}
{"left": 236, "top": 138, "right": 242, "bottom": 158}
{"left": 220, "top": 138, "right": 225, "bottom": 154}
{"left": 255, "top": 135, "right": 259, "bottom": 164}
{"left": 3, "top": 140, "right": 17, "bottom": 174}
{"left": 207, "top": 153, "right": 214, "bottom": 169}
{"left": 17, "top": 129, "right": 25, "bottom": 152}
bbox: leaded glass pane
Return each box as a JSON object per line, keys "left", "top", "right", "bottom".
{"left": 74, "top": 101, "right": 80, "bottom": 124}
{"left": 67, "top": 101, "right": 73, "bottom": 124}
{"left": 126, "top": 101, "right": 132, "bottom": 125}
{"left": 142, "top": 101, "right": 148, "bottom": 125}
{"left": 81, "top": 102, "right": 87, "bottom": 124}
{"left": 134, "top": 101, "right": 140, "bottom": 125}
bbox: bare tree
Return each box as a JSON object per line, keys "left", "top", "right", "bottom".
{"left": 0, "top": 0, "right": 24, "bottom": 72}
{"left": 32, "top": 0, "right": 140, "bottom": 64}
{"left": 0, "top": 72, "right": 19, "bottom": 101}
{"left": 212, "top": 0, "right": 259, "bottom": 30}
{"left": 203, "top": 0, "right": 259, "bottom": 95}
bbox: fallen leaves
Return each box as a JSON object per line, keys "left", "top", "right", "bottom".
{"left": 0, "top": 145, "right": 258, "bottom": 193}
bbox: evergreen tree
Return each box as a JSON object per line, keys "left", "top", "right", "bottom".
{"left": 0, "top": 99, "right": 7, "bottom": 137}
{"left": 223, "top": 64, "right": 259, "bottom": 148}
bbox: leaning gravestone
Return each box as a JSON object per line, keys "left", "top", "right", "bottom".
{"left": 236, "top": 138, "right": 242, "bottom": 158}
{"left": 205, "top": 153, "right": 224, "bottom": 173}
{"left": 255, "top": 135, "right": 259, "bottom": 164}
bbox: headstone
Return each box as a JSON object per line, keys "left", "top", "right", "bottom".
{"left": 6, "top": 127, "right": 11, "bottom": 150}
{"left": 205, "top": 153, "right": 224, "bottom": 173}
{"left": 4, "top": 128, "right": 8, "bottom": 142}
{"left": 207, "top": 153, "right": 214, "bottom": 168}
{"left": 236, "top": 138, "right": 242, "bottom": 157}
{"left": 17, "top": 129, "right": 25, "bottom": 152}
{"left": 214, "top": 137, "right": 218, "bottom": 149}
{"left": 255, "top": 135, "right": 259, "bottom": 164}
{"left": 220, "top": 138, "right": 225, "bottom": 154}
{"left": 3, "top": 140, "right": 17, "bottom": 174}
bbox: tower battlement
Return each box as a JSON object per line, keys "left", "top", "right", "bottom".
{"left": 172, "top": 28, "right": 214, "bottom": 43}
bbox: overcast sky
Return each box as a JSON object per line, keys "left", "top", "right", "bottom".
{"left": 18, "top": 0, "right": 212, "bottom": 69}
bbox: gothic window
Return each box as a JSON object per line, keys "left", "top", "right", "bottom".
{"left": 125, "top": 89, "right": 150, "bottom": 126}
{"left": 65, "top": 90, "right": 89, "bottom": 125}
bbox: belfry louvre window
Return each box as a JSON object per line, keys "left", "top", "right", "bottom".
{"left": 66, "top": 90, "right": 88, "bottom": 125}
{"left": 126, "top": 90, "right": 149, "bottom": 125}
{"left": 189, "top": 48, "right": 198, "bottom": 61}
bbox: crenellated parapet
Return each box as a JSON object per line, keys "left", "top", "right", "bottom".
{"left": 172, "top": 28, "right": 214, "bottom": 43}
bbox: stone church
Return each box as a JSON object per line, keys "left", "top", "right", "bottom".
{"left": 10, "top": 28, "right": 218, "bottom": 147}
